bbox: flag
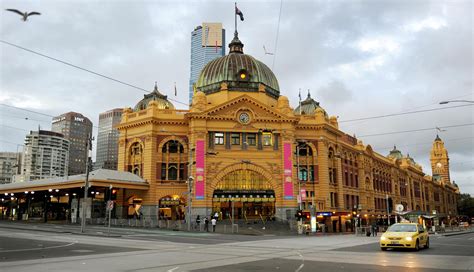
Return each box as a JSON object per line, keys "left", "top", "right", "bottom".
{"left": 236, "top": 6, "right": 244, "bottom": 21}
{"left": 174, "top": 82, "right": 177, "bottom": 96}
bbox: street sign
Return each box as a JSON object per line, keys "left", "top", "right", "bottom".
{"left": 107, "top": 200, "right": 114, "bottom": 211}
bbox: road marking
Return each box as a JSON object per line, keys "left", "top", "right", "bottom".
{"left": 167, "top": 266, "right": 179, "bottom": 272}
{"left": 295, "top": 263, "right": 304, "bottom": 272}
{"left": 0, "top": 241, "right": 77, "bottom": 253}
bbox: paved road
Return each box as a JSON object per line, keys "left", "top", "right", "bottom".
{"left": 334, "top": 232, "right": 474, "bottom": 256}
{"left": 0, "top": 225, "right": 473, "bottom": 272}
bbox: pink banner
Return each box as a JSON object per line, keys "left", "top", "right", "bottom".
{"left": 195, "top": 140, "right": 205, "bottom": 199}
{"left": 283, "top": 142, "right": 293, "bottom": 199}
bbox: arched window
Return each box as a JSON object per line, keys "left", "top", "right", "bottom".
{"left": 160, "top": 139, "right": 186, "bottom": 182}
{"left": 128, "top": 142, "right": 143, "bottom": 177}
{"left": 162, "top": 140, "right": 184, "bottom": 153}
{"left": 130, "top": 142, "right": 142, "bottom": 156}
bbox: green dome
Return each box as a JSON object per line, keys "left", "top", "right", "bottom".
{"left": 387, "top": 145, "right": 403, "bottom": 160}
{"left": 195, "top": 32, "right": 280, "bottom": 99}
{"left": 294, "top": 92, "right": 327, "bottom": 116}
{"left": 134, "top": 83, "right": 174, "bottom": 111}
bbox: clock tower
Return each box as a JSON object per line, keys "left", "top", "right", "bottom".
{"left": 430, "top": 135, "right": 450, "bottom": 183}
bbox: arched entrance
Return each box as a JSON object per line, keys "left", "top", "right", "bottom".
{"left": 212, "top": 169, "right": 275, "bottom": 220}
{"left": 159, "top": 195, "right": 185, "bottom": 220}
{"left": 127, "top": 196, "right": 143, "bottom": 219}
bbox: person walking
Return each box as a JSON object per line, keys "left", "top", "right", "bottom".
{"left": 211, "top": 217, "right": 217, "bottom": 232}
{"left": 204, "top": 216, "right": 209, "bottom": 232}
{"left": 195, "top": 215, "right": 201, "bottom": 231}
{"left": 371, "top": 222, "right": 378, "bottom": 237}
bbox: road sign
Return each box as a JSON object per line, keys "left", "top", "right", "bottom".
{"left": 107, "top": 200, "right": 114, "bottom": 211}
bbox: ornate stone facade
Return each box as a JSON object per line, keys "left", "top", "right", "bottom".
{"left": 116, "top": 34, "right": 459, "bottom": 229}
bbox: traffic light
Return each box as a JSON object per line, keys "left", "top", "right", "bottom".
{"left": 295, "top": 210, "right": 303, "bottom": 220}
{"left": 111, "top": 189, "right": 118, "bottom": 200}
{"left": 388, "top": 197, "right": 393, "bottom": 213}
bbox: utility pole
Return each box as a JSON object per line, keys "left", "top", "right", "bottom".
{"left": 386, "top": 194, "right": 390, "bottom": 226}
{"left": 187, "top": 143, "right": 194, "bottom": 232}
{"left": 296, "top": 143, "right": 303, "bottom": 234}
{"left": 80, "top": 134, "right": 93, "bottom": 233}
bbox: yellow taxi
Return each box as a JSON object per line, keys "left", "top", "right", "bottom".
{"left": 380, "top": 223, "right": 429, "bottom": 251}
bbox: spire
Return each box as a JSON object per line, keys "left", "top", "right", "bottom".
{"left": 307, "top": 89, "right": 311, "bottom": 99}
{"left": 154, "top": 81, "right": 158, "bottom": 92}
{"left": 229, "top": 31, "right": 244, "bottom": 54}
{"left": 435, "top": 134, "right": 442, "bottom": 141}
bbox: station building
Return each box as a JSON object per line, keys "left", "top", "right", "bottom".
{"left": 113, "top": 32, "right": 459, "bottom": 230}
{"left": 0, "top": 33, "right": 459, "bottom": 231}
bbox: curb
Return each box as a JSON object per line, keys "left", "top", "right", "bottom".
{"left": 442, "top": 230, "right": 474, "bottom": 237}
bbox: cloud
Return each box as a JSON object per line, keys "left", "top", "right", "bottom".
{"left": 316, "top": 80, "right": 353, "bottom": 104}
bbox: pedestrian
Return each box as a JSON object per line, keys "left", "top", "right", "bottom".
{"left": 371, "top": 223, "right": 378, "bottom": 237}
{"left": 196, "top": 215, "right": 201, "bottom": 231}
{"left": 211, "top": 217, "right": 217, "bottom": 232}
{"left": 214, "top": 211, "right": 219, "bottom": 221}
{"left": 204, "top": 216, "right": 209, "bottom": 232}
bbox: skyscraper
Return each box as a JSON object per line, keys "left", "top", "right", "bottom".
{"left": 19, "top": 130, "right": 69, "bottom": 182}
{"left": 51, "top": 112, "right": 93, "bottom": 176}
{"left": 189, "top": 22, "right": 225, "bottom": 104}
{"left": 0, "top": 152, "right": 21, "bottom": 184}
{"left": 95, "top": 108, "right": 123, "bottom": 170}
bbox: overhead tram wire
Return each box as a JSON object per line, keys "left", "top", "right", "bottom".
{"left": 0, "top": 103, "right": 100, "bottom": 130}
{"left": 339, "top": 104, "right": 473, "bottom": 123}
{"left": 372, "top": 136, "right": 474, "bottom": 151}
{"left": 0, "top": 40, "right": 189, "bottom": 107}
{"left": 271, "top": 0, "right": 283, "bottom": 70}
{"left": 358, "top": 123, "right": 474, "bottom": 138}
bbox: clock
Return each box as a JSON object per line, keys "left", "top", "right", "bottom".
{"left": 238, "top": 112, "right": 250, "bottom": 124}
{"left": 436, "top": 162, "right": 443, "bottom": 168}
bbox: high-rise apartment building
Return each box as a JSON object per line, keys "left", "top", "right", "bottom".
{"left": 95, "top": 108, "right": 123, "bottom": 170}
{"left": 51, "top": 112, "right": 93, "bottom": 176}
{"left": 189, "top": 22, "right": 225, "bottom": 104}
{"left": 19, "top": 130, "right": 69, "bottom": 182}
{"left": 0, "top": 152, "right": 21, "bottom": 184}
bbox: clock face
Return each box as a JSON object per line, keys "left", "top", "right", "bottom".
{"left": 239, "top": 112, "right": 250, "bottom": 124}
{"left": 436, "top": 162, "right": 443, "bottom": 168}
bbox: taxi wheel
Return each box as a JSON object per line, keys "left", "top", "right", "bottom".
{"left": 424, "top": 238, "right": 430, "bottom": 249}
{"left": 414, "top": 240, "right": 420, "bottom": 251}
{"left": 381, "top": 247, "right": 387, "bottom": 251}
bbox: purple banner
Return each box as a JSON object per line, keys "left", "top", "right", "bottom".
{"left": 195, "top": 140, "right": 205, "bottom": 200}
{"left": 283, "top": 142, "right": 293, "bottom": 199}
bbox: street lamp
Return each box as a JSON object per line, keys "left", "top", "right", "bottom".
{"left": 439, "top": 100, "right": 474, "bottom": 105}
{"left": 81, "top": 134, "right": 93, "bottom": 233}
{"left": 187, "top": 175, "right": 194, "bottom": 231}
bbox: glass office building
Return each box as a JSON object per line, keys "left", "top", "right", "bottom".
{"left": 189, "top": 22, "right": 225, "bottom": 104}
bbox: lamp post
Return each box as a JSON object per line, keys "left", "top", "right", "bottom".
{"left": 80, "top": 134, "right": 93, "bottom": 233}
{"left": 187, "top": 140, "right": 194, "bottom": 232}
{"left": 439, "top": 100, "right": 474, "bottom": 105}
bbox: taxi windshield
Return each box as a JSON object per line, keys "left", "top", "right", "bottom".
{"left": 387, "top": 224, "right": 417, "bottom": 232}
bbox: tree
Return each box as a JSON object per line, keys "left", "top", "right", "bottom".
{"left": 457, "top": 193, "right": 474, "bottom": 218}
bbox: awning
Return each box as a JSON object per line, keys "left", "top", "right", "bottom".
{"left": 0, "top": 169, "right": 149, "bottom": 194}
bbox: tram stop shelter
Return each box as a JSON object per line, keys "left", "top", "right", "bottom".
{"left": 0, "top": 169, "right": 148, "bottom": 222}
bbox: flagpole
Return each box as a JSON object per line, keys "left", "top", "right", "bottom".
{"left": 235, "top": 2, "right": 237, "bottom": 33}
{"left": 299, "top": 88, "right": 302, "bottom": 115}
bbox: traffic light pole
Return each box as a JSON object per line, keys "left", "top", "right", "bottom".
{"left": 386, "top": 194, "right": 390, "bottom": 226}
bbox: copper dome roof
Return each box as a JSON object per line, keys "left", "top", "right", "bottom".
{"left": 195, "top": 32, "right": 280, "bottom": 99}
{"left": 134, "top": 83, "right": 175, "bottom": 111}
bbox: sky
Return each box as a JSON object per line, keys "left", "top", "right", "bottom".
{"left": 0, "top": 0, "right": 473, "bottom": 194}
